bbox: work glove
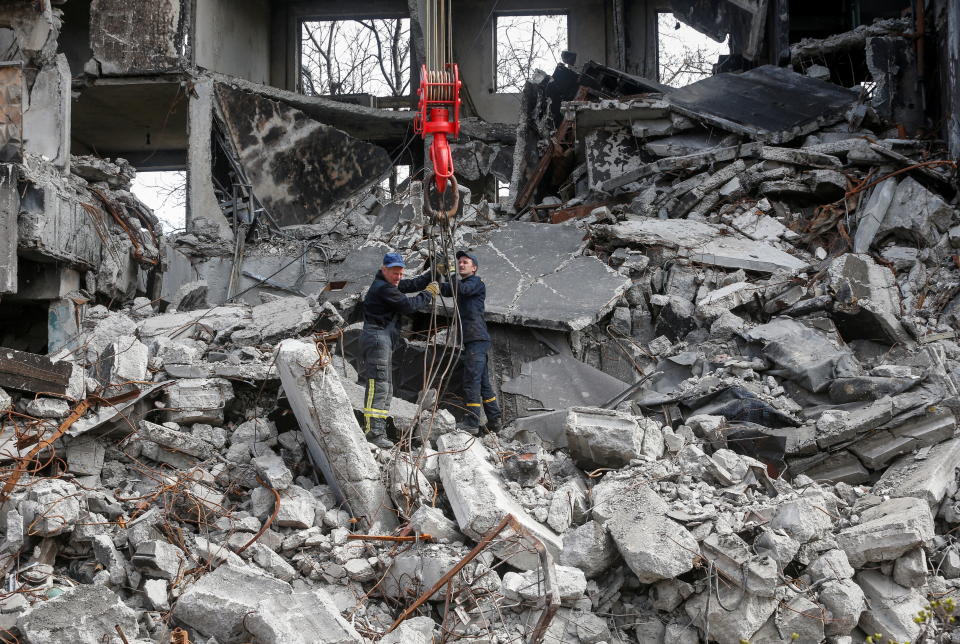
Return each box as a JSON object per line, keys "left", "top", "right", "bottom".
{"left": 425, "top": 281, "right": 441, "bottom": 298}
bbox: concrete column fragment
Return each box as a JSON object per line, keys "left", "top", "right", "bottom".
{"left": 436, "top": 430, "right": 562, "bottom": 570}
{"left": 275, "top": 339, "right": 396, "bottom": 534}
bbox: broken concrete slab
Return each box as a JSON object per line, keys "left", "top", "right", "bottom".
{"left": 164, "top": 377, "right": 234, "bottom": 425}
{"left": 598, "top": 218, "right": 807, "bottom": 274}
{"left": 559, "top": 520, "right": 619, "bottom": 579}
{"left": 564, "top": 407, "right": 645, "bottom": 470}
{"left": 468, "top": 222, "right": 630, "bottom": 331}
{"left": 853, "top": 179, "right": 898, "bottom": 252}
{"left": 380, "top": 543, "right": 490, "bottom": 601}
{"left": 874, "top": 437, "right": 960, "bottom": 510}
{"left": 684, "top": 585, "right": 778, "bottom": 644}
{"left": 172, "top": 563, "right": 291, "bottom": 644}
{"left": 436, "top": 430, "right": 562, "bottom": 570}
{"left": 22, "top": 54, "right": 70, "bottom": 169}
{"left": 275, "top": 339, "right": 395, "bottom": 534}
{"left": 501, "top": 355, "right": 629, "bottom": 418}
{"left": 245, "top": 588, "right": 363, "bottom": 644}
{"left": 246, "top": 296, "right": 318, "bottom": 344}
{"left": 0, "top": 346, "right": 72, "bottom": 395}
{"left": 592, "top": 476, "right": 697, "bottom": 584}
{"left": 666, "top": 65, "right": 859, "bottom": 144}
{"left": 828, "top": 253, "right": 910, "bottom": 346}
{"left": 855, "top": 570, "right": 925, "bottom": 644}
{"left": 875, "top": 176, "right": 954, "bottom": 247}
{"left": 836, "top": 496, "right": 934, "bottom": 567}
{"left": 215, "top": 83, "right": 392, "bottom": 228}
{"left": 746, "top": 317, "right": 859, "bottom": 393}
{"left": 137, "top": 306, "right": 250, "bottom": 342}
{"left": 139, "top": 420, "right": 214, "bottom": 460}
{"left": 585, "top": 127, "right": 645, "bottom": 190}
{"left": 16, "top": 584, "right": 138, "bottom": 644}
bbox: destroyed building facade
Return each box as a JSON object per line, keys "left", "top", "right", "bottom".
{"left": 0, "top": 0, "right": 959, "bottom": 643}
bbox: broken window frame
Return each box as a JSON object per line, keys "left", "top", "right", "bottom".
{"left": 493, "top": 11, "right": 569, "bottom": 94}
{"left": 297, "top": 15, "right": 413, "bottom": 100}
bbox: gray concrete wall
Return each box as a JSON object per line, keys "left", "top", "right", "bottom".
{"left": 269, "top": 0, "right": 637, "bottom": 124}
{"left": 453, "top": 0, "right": 608, "bottom": 124}
{"left": 270, "top": 0, "right": 409, "bottom": 92}
{"left": 195, "top": 0, "right": 271, "bottom": 83}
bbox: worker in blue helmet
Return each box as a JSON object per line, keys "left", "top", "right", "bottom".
{"left": 439, "top": 250, "right": 502, "bottom": 434}
{"left": 360, "top": 251, "right": 440, "bottom": 448}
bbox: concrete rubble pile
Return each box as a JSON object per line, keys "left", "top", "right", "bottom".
{"left": 2, "top": 5, "right": 960, "bottom": 644}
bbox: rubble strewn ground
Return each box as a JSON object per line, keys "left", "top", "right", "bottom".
{"left": 2, "top": 3, "right": 960, "bottom": 644}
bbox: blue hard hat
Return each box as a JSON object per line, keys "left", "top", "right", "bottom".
{"left": 456, "top": 250, "right": 479, "bottom": 268}
{"left": 382, "top": 252, "right": 405, "bottom": 268}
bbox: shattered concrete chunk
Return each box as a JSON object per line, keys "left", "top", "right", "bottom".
{"left": 836, "top": 497, "right": 934, "bottom": 567}
{"left": 873, "top": 437, "right": 960, "bottom": 510}
{"left": 16, "top": 585, "right": 138, "bottom": 644}
{"left": 855, "top": 570, "right": 924, "bottom": 643}
{"left": 592, "top": 477, "right": 697, "bottom": 583}
{"left": 164, "top": 378, "right": 234, "bottom": 425}
{"left": 564, "top": 407, "right": 645, "bottom": 470}
{"left": 599, "top": 217, "right": 807, "bottom": 274}
{"left": 437, "top": 431, "right": 562, "bottom": 570}
{"left": 245, "top": 588, "right": 363, "bottom": 644}
{"left": 173, "top": 564, "right": 292, "bottom": 642}
{"left": 559, "top": 520, "right": 619, "bottom": 579}
{"left": 275, "top": 339, "right": 395, "bottom": 533}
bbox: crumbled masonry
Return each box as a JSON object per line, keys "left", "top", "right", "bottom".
{"left": 1, "top": 2, "right": 960, "bottom": 643}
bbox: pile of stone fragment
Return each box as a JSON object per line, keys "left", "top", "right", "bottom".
{"left": 2, "top": 282, "right": 959, "bottom": 644}
{"left": 3, "top": 75, "right": 960, "bottom": 644}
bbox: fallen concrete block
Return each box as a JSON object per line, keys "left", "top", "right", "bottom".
{"left": 139, "top": 420, "right": 214, "bottom": 460}
{"left": 502, "top": 356, "right": 629, "bottom": 419}
{"left": 16, "top": 584, "right": 138, "bottom": 644}
{"left": 876, "top": 176, "right": 953, "bottom": 247}
{"left": 564, "top": 407, "right": 644, "bottom": 470}
{"left": 874, "top": 437, "right": 960, "bottom": 510}
{"left": 559, "top": 520, "right": 619, "bottom": 579}
{"left": 502, "top": 565, "right": 585, "bottom": 604}
{"left": 470, "top": 222, "right": 630, "bottom": 331}
{"left": 819, "top": 577, "right": 866, "bottom": 637}
{"left": 701, "top": 532, "right": 778, "bottom": 597}
{"left": 598, "top": 217, "right": 807, "bottom": 274}
{"left": 836, "top": 496, "right": 934, "bottom": 567}
{"left": 684, "top": 585, "right": 778, "bottom": 644}
{"left": 172, "top": 563, "right": 292, "bottom": 643}
{"left": 25, "top": 478, "right": 82, "bottom": 536}
{"left": 275, "top": 339, "right": 395, "bottom": 533}
{"left": 165, "top": 377, "right": 234, "bottom": 425}
{"left": 245, "top": 588, "right": 363, "bottom": 644}
{"left": 380, "top": 543, "right": 493, "bottom": 600}
{"left": 751, "top": 594, "right": 825, "bottom": 644}
{"left": 855, "top": 570, "right": 925, "bottom": 643}
{"left": 592, "top": 475, "right": 697, "bottom": 583}
{"left": 746, "top": 317, "right": 859, "bottom": 393}
{"left": 436, "top": 430, "right": 562, "bottom": 570}
{"left": 132, "top": 539, "right": 187, "bottom": 580}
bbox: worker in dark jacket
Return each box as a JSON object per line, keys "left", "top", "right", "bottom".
{"left": 361, "top": 251, "right": 439, "bottom": 448}
{"left": 442, "top": 250, "right": 502, "bottom": 433}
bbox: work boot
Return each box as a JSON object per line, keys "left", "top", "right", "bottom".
{"left": 367, "top": 420, "right": 394, "bottom": 449}
{"left": 456, "top": 418, "right": 480, "bottom": 436}
{"left": 485, "top": 416, "right": 502, "bottom": 433}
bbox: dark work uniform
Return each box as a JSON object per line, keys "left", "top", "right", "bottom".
{"left": 360, "top": 271, "right": 432, "bottom": 433}
{"left": 442, "top": 274, "right": 501, "bottom": 427}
